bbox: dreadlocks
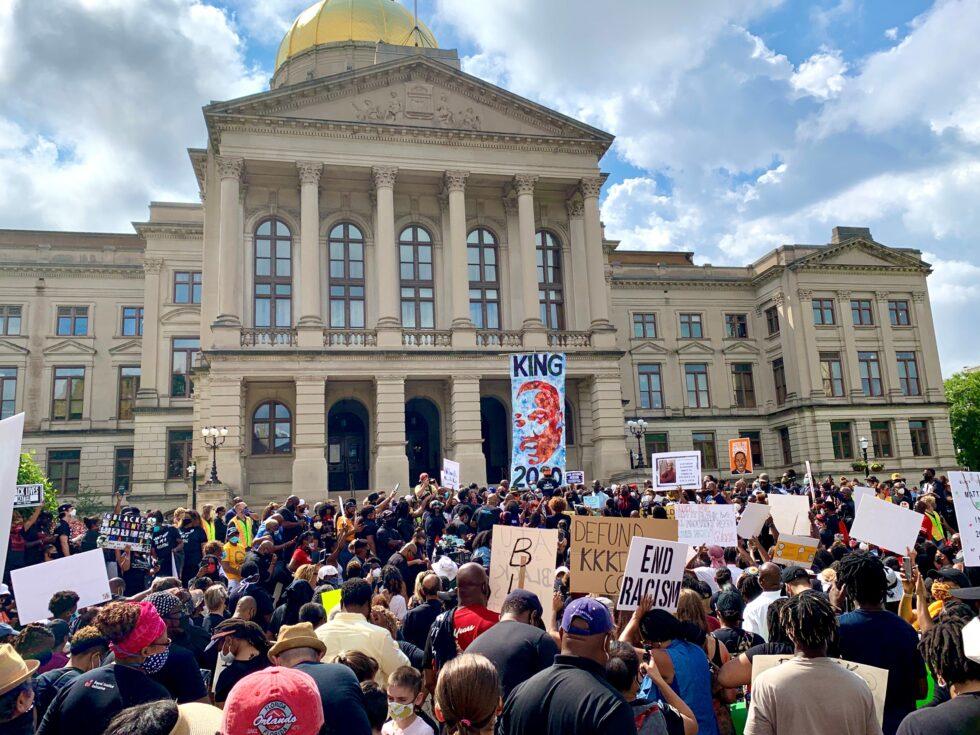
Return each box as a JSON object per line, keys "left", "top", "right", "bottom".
{"left": 779, "top": 590, "right": 837, "bottom": 652}
{"left": 919, "top": 618, "right": 980, "bottom": 686}
{"left": 835, "top": 551, "right": 888, "bottom": 607}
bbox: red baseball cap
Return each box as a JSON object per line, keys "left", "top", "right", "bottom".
{"left": 221, "top": 666, "right": 324, "bottom": 735}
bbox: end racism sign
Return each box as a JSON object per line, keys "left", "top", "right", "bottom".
{"left": 617, "top": 536, "right": 689, "bottom": 612}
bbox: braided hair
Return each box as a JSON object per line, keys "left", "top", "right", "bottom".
{"left": 919, "top": 617, "right": 980, "bottom": 686}
{"left": 779, "top": 590, "right": 837, "bottom": 651}
{"left": 835, "top": 551, "right": 888, "bottom": 606}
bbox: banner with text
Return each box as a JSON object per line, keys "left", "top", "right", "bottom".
{"left": 440, "top": 459, "right": 460, "bottom": 492}
{"left": 618, "top": 536, "right": 689, "bottom": 612}
{"left": 510, "top": 353, "right": 565, "bottom": 488}
{"left": 950, "top": 472, "right": 980, "bottom": 566}
{"left": 99, "top": 513, "right": 152, "bottom": 553}
{"left": 565, "top": 470, "right": 584, "bottom": 486}
{"left": 11, "top": 549, "right": 112, "bottom": 624}
{"left": 675, "top": 504, "right": 738, "bottom": 547}
{"left": 488, "top": 525, "right": 559, "bottom": 627}
{"left": 651, "top": 451, "right": 702, "bottom": 491}
{"left": 771, "top": 534, "right": 819, "bottom": 566}
{"left": 13, "top": 484, "right": 43, "bottom": 508}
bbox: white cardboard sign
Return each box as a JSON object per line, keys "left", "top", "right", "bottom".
{"left": 11, "top": 549, "right": 112, "bottom": 624}
{"left": 488, "top": 526, "right": 559, "bottom": 628}
{"left": 674, "top": 504, "right": 737, "bottom": 547}
{"left": 565, "top": 470, "right": 584, "bottom": 485}
{"left": 651, "top": 451, "right": 701, "bottom": 491}
{"left": 768, "top": 494, "right": 810, "bottom": 535}
{"left": 849, "top": 495, "right": 924, "bottom": 554}
{"left": 737, "top": 502, "right": 771, "bottom": 539}
{"left": 617, "top": 536, "right": 689, "bottom": 612}
{"left": 949, "top": 471, "right": 980, "bottom": 566}
{"left": 0, "top": 413, "right": 26, "bottom": 577}
{"left": 440, "top": 458, "right": 460, "bottom": 492}
{"left": 852, "top": 485, "right": 876, "bottom": 511}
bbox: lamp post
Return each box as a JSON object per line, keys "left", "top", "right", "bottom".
{"left": 186, "top": 462, "right": 198, "bottom": 510}
{"left": 627, "top": 418, "right": 648, "bottom": 470}
{"left": 859, "top": 435, "right": 870, "bottom": 479}
{"left": 202, "top": 426, "right": 228, "bottom": 485}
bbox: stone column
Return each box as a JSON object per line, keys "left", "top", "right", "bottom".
{"left": 292, "top": 376, "right": 328, "bottom": 498}
{"left": 297, "top": 161, "right": 323, "bottom": 347}
{"left": 580, "top": 177, "right": 615, "bottom": 347}
{"left": 205, "top": 375, "right": 245, "bottom": 494}
{"left": 374, "top": 375, "right": 409, "bottom": 489}
{"left": 875, "top": 291, "right": 902, "bottom": 397}
{"left": 372, "top": 166, "right": 400, "bottom": 347}
{"left": 213, "top": 156, "right": 243, "bottom": 348}
{"left": 912, "top": 291, "right": 944, "bottom": 400}
{"left": 514, "top": 174, "right": 547, "bottom": 348}
{"left": 445, "top": 170, "right": 476, "bottom": 347}
{"left": 797, "top": 289, "right": 823, "bottom": 397}
{"left": 590, "top": 373, "right": 627, "bottom": 483}
{"left": 566, "top": 196, "right": 591, "bottom": 330}
{"left": 136, "top": 257, "right": 162, "bottom": 407}
{"left": 836, "top": 290, "right": 864, "bottom": 397}
{"left": 502, "top": 197, "right": 524, "bottom": 330}
{"left": 450, "top": 376, "right": 487, "bottom": 487}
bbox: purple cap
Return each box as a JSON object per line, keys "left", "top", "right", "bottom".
{"left": 561, "top": 597, "right": 614, "bottom": 635}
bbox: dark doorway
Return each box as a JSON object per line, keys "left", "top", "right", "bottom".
{"left": 481, "top": 396, "right": 508, "bottom": 485}
{"left": 405, "top": 397, "right": 440, "bottom": 486}
{"left": 327, "top": 399, "right": 369, "bottom": 494}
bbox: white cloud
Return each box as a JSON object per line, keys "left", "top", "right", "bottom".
{"left": 790, "top": 50, "right": 847, "bottom": 99}
{"left": 884, "top": 26, "right": 899, "bottom": 40}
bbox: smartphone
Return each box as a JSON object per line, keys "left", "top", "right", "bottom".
{"left": 903, "top": 556, "right": 913, "bottom": 580}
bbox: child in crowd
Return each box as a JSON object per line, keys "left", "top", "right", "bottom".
{"left": 383, "top": 666, "right": 433, "bottom": 735}
{"left": 361, "top": 681, "right": 389, "bottom": 735}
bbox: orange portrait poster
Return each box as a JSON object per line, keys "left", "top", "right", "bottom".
{"left": 729, "top": 437, "right": 753, "bottom": 475}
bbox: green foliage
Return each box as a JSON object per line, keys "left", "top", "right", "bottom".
{"left": 72, "top": 485, "right": 110, "bottom": 517}
{"left": 945, "top": 370, "right": 980, "bottom": 470}
{"left": 16, "top": 452, "right": 57, "bottom": 513}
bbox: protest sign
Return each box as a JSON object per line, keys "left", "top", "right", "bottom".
{"left": 651, "top": 451, "right": 701, "bottom": 491}
{"left": 11, "top": 549, "right": 112, "bottom": 624}
{"left": 737, "top": 502, "right": 770, "bottom": 539}
{"left": 949, "top": 472, "right": 980, "bottom": 566}
{"left": 751, "top": 655, "right": 888, "bottom": 726}
{"left": 768, "top": 494, "right": 810, "bottom": 535}
{"left": 583, "top": 493, "right": 606, "bottom": 510}
{"left": 849, "top": 496, "right": 924, "bottom": 554}
{"left": 771, "top": 534, "right": 818, "bottom": 566}
{"left": 440, "top": 459, "right": 460, "bottom": 492}
{"left": 853, "top": 485, "right": 876, "bottom": 511}
{"left": 320, "top": 589, "right": 342, "bottom": 613}
{"left": 570, "top": 516, "right": 678, "bottom": 598}
{"left": 99, "top": 512, "right": 153, "bottom": 553}
{"left": 0, "top": 413, "right": 25, "bottom": 577}
{"left": 805, "top": 460, "right": 817, "bottom": 502}
{"left": 510, "top": 353, "right": 566, "bottom": 488}
{"left": 13, "top": 483, "right": 42, "bottom": 508}
{"left": 488, "top": 525, "right": 559, "bottom": 627}
{"left": 618, "top": 536, "right": 689, "bottom": 612}
{"left": 728, "top": 438, "right": 753, "bottom": 475}
{"left": 565, "top": 470, "right": 584, "bottom": 485}
{"left": 674, "top": 504, "right": 737, "bottom": 547}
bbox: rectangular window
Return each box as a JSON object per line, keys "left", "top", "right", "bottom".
{"left": 730, "top": 363, "right": 757, "bottom": 408}
{"left": 170, "top": 338, "right": 200, "bottom": 398}
{"left": 859, "top": 351, "right": 883, "bottom": 396}
{"left": 118, "top": 366, "right": 141, "bottom": 421}
{"left": 724, "top": 313, "right": 748, "bottom": 339}
{"left": 888, "top": 300, "right": 911, "bottom": 326}
{"left": 820, "top": 352, "right": 845, "bottom": 397}
{"left": 645, "top": 432, "right": 669, "bottom": 456}
{"left": 48, "top": 449, "right": 80, "bottom": 494}
{"left": 114, "top": 447, "right": 134, "bottom": 494}
{"left": 897, "top": 351, "right": 921, "bottom": 396}
{"left": 51, "top": 367, "right": 85, "bottom": 421}
{"left": 772, "top": 358, "right": 787, "bottom": 405}
{"left": 740, "top": 430, "right": 763, "bottom": 467}
{"left": 632, "top": 313, "right": 658, "bottom": 339}
{"left": 692, "top": 432, "right": 717, "bottom": 468}
{"left": 56, "top": 306, "right": 88, "bottom": 336}
{"left": 831, "top": 421, "right": 854, "bottom": 460}
{"left": 870, "top": 420, "right": 893, "bottom": 458}
{"left": 679, "top": 313, "right": 703, "bottom": 339}
{"left": 174, "top": 271, "right": 202, "bottom": 304}
{"left": 778, "top": 427, "right": 793, "bottom": 465}
{"left": 765, "top": 305, "right": 780, "bottom": 336}
{"left": 637, "top": 364, "right": 664, "bottom": 410}
{"left": 812, "top": 298, "right": 836, "bottom": 326}
{"left": 121, "top": 306, "right": 143, "bottom": 336}
{"left": 0, "top": 306, "right": 22, "bottom": 336}
{"left": 0, "top": 367, "right": 16, "bottom": 419}
{"left": 167, "top": 429, "right": 194, "bottom": 480}
{"left": 909, "top": 420, "right": 931, "bottom": 457}
{"left": 851, "top": 299, "right": 875, "bottom": 326}
{"left": 684, "top": 363, "right": 710, "bottom": 408}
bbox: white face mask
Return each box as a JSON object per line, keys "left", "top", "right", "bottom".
{"left": 69, "top": 509, "right": 77, "bottom": 518}
{"left": 218, "top": 650, "right": 235, "bottom": 665}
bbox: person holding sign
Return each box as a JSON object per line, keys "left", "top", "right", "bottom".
{"left": 5, "top": 506, "right": 41, "bottom": 581}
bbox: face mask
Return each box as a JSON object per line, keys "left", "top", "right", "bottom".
{"left": 218, "top": 650, "right": 236, "bottom": 666}
{"left": 387, "top": 701, "right": 415, "bottom": 721}
{"left": 141, "top": 649, "right": 169, "bottom": 674}
{"left": 69, "top": 509, "right": 77, "bottom": 518}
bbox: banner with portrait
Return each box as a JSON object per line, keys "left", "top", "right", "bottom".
{"left": 728, "top": 437, "right": 753, "bottom": 475}
{"left": 510, "top": 353, "right": 566, "bottom": 488}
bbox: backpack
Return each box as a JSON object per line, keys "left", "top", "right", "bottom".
{"left": 423, "top": 606, "right": 458, "bottom": 672}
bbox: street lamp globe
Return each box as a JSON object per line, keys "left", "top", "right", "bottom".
{"left": 859, "top": 436, "right": 869, "bottom": 451}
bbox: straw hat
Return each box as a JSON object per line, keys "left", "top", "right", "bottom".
{"left": 0, "top": 644, "right": 38, "bottom": 696}
{"left": 268, "top": 622, "right": 326, "bottom": 661}
{"left": 170, "top": 702, "right": 223, "bottom": 735}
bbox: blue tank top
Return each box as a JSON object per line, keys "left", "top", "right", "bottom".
{"left": 665, "top": 639, "right": 719, "bottom": 735}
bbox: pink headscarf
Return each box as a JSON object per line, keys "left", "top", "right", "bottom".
{"left": 110, "top": 601, "right": 167, "bottom": 658}
{"left": 708, "top": 545, "right": 726, "bottom": 569}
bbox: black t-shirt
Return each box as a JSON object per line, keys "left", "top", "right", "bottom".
{"left": 203, "top": 612, "right": 227, "bottom": 634}
{"left": 0, "top": 712, "right": 34, "bottom": 735}
{"left": 179, "top": 527, "right": 208, "bottom": 575}
{"left": 712, "top": 627, "right": 764, "bottom": 657}
{"left": 424, "top": 512, "right": 446, "bottom": 541}
{"left": 744, "top": 640, "right": 794, "bottom": 661}
{"left": 896, "top": 692, "right": 980, "bottom": 735}
{"left": 545, "top": 512, "right": 571, "bottom": 530}
{"left": 54, "top": 519, "right": 71, "bottom": 556}
{"left": 355, "top": 519, "right": 378, "bottom": 543}
{"left": 228, "top": 582, "right": 275, "bottom": 624}
{"left": 215, "top": 655, "right": 269, "bottom": 704}
{"left": 34, "top": 666, "right": 83, "bottom": 720}
{"left": 149, "top": 643, "right": 207, "bottom": 704}
{"left": 375, "top": 526, "right": 403, "bottom": 566}
{"left": 537, "top": 478, "right": 561, "bottom": 497}
{"left": 402, "top": 599, "right": 443, "bottom": 650}
{"left": 295, "top": 661, "right": 372, "bottom": 735}
{"left": 473, "top": 506, "right": 501, "bottom": 533}
{"left": 278, "top": 506, "right": 302, "bottom": 543}
{"left": 467, "top": 620, "right": 559, "bottom": 700}
{"left": 36, "top": 663, "right": 170, "bottom": 735}
{"left": 151, "top": 525, "right": 182, "bottom": 576}
{"left": 446, "top": 518, "right": 472, "bottom": 538}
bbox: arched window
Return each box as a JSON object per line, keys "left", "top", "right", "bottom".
{"left": 252, "top": 400, "right": 292, "bottom": 455}
{"left": 254, "top": 218, "right": 292, "bottom": 328}
{"left": 536, "top": 230, "right": 564, "bottom": 329}
{"left": 328, "top": 222, "right": 365, "bottom": 328}
{"left": 467, "top": 228, "right": 500, "bottom": 329}
{"left": 399, "top": 225, "right": 434, "bottom": 329}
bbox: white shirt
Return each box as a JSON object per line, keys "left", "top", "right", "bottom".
{"left": 692, "top": 567, "right": 720, "bottom": 593}
{"left": 389, "top": 594, "right": 408, "bottom": 621}
{"left": 726, "top": 564, "right": 744, "bottom": 587}
{"left": 742, "top": 590, "right": 782, "bottom": 642}
{"left": 383, "top": 717, "right": 434, "bottom": 735}
{"left": 316, "top": 612, "right": 410, "bottom": 685}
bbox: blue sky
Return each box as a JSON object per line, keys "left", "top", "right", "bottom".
{"left": 1, "top": 1, "right": 978, "bottom": 374}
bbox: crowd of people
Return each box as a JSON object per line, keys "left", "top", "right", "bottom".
{"left": 0, "top": 465, "right": 976, "bottom": 735}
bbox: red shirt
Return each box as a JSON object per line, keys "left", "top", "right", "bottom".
{"left": 453, "top": 605, "right": 499, "bottom": 651}
{"left": 290, "top": 547, "right": 312, "bottom": 568}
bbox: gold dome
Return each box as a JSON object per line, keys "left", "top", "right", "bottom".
{"left": 275, "top": 0, "right": 438, "bottom": 71}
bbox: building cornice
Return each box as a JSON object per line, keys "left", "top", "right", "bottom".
{"left": 0, "top": 263, "right": 145, "bottom": 279}
{"left": 132, "top": 221, "right": 204, "bottom": 240}
{"left": 611, "top": 276, "right": 755, "bottom": 290}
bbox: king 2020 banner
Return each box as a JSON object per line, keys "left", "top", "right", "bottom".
{"left": 510, "top": 352, "right": 566, "bottom": 488}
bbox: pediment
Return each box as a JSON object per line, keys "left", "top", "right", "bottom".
{"left": 722, "top": 341, "right": 760, "bottom": 355}
{"left": 0, "top": 338, "right": 29, "bottom": 356}
{"left": 206, "top": 57, "right": 613, "bottom": 147}
{"left": 676, "top": 341, "right": 715, "bottom": 356}
{"left": 792, "top": 239, "right": 928, "bottom": 272}
{"left": 631, "top": 340, "right": 668, "bottom": 356}
{"left": 42, "top": 339, "right": 97, "bottom": 356}
{"left": 108, "top": 338, "right": 144, "bottom": 356}
{"left": 160, "top": 306, "right": 201, "bottom": 324}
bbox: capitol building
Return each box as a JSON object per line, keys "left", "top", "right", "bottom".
{"left": 0, "top": 0, "right": 956, "bottom": 504}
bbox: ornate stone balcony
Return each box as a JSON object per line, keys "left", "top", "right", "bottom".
{"left": 240, "top": 327, "right": 297, "bottom": 347}
{"left": 547, "top": 330, "right": 592, "bottom": 348}
{"left": 323, "top": 329, "right": 378, "bottom": 347}
{"left": 476, "top": 329, "right": 523, "bottom": 347}
{"left": 402, "top": 329, "right": 452, "bottom": 347}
